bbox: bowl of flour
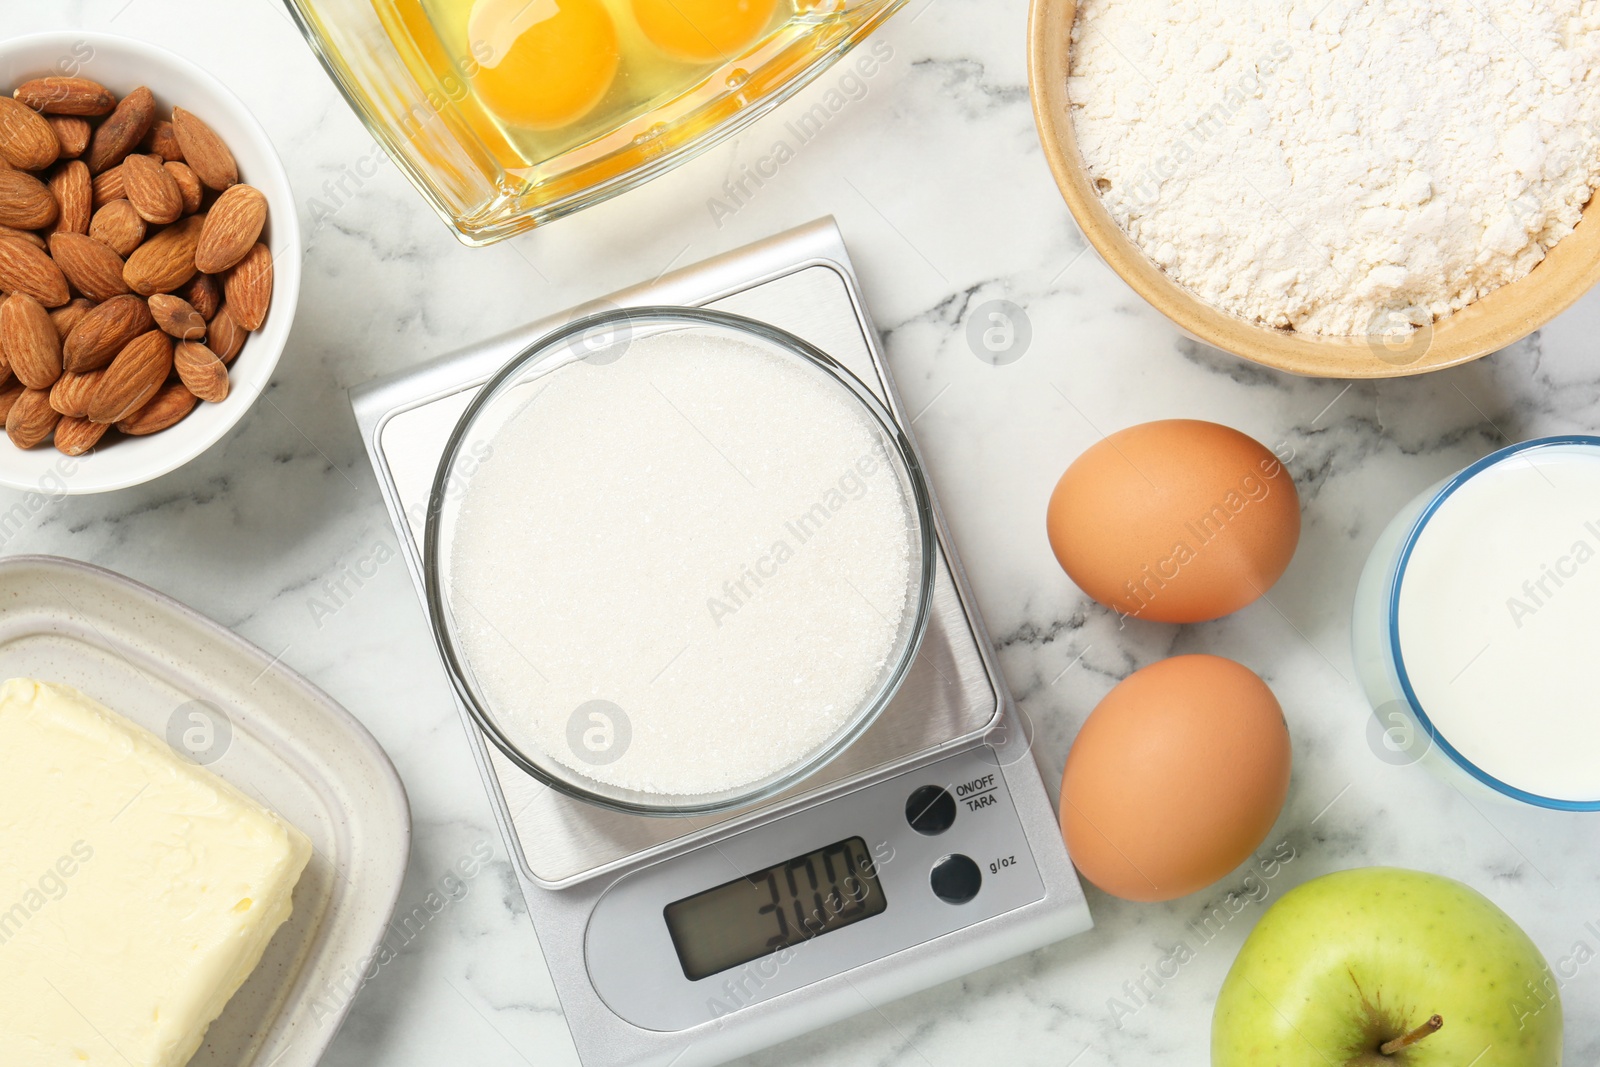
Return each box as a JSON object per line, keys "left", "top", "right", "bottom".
{"left": 1029, "top": 0, "right": 1600, "bottom": 378}
{"left": 422, "top": 307, "right": 935, "bottom": 815}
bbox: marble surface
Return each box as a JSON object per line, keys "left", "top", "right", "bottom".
{"left": 6, "top": 2, "right": 1600, "bottom": 1065}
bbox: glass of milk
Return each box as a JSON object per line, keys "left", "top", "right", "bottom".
{"left": 1353, "top": 436, "right": 1600, "bottom": 810}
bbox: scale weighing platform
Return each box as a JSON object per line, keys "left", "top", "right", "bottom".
{"left": 352, "top": 219, "right": 1093, "bottom": 1067}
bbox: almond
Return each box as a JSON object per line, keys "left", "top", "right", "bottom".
{"left": 141, "top": 119, "right": 183, "bottom": 161}
{"left": 180, "top": 272, "right": 220, "bottom": 320}
{"left": 49, "top": 232, "right": 130, "bottom": 303}
{"left": 91, "top": 164, "right": 125, "bottom": 207}
{"left": 0, "top": 97, "right": 60, "bottom": 170}
{"left": 48, "top": 297, "right": 95, "bottom": 341}
{"left": 49, "top": 369, "right": 104, "bottom": 417}
{"left": 207, "top": 303, "right": 247, "bottom": 363}
{"left": 88, "top": 199, "right": 144, "bottom": 256}
{"left": 123, "top": 213, "right": 204, "bottom": 295}
{"left": 116, "top": 381, "right": 195, "bottom": 435}
{"left": 48, "top": 159, "right": 91, "bottom": 235}
{"left": 0, "top": 237, "right": 69, "bottom": 307}
{"left": 223, "top": 242, "right": 272, "bottom": 330}
{"left": 148, "top": 294, "right": 207, "bottom": 341}
{"left": 0, "top": 169, "right": 60, "bottom": 230}
{"left": 196, "top": 184, "right": 267, "bottom": 274}
{"left": 88, "top": 329, "right": 171, "bottom": 424}
{"left": 6, "top": 387, "right": 59, "bottom": 448}
{"left": 14, "top": 78, "right": 116, "bottom": 117}
{"left": 1, "top": 293, "right": 64, "bottom": 389}
{"left": 171, "top": 107, "right": 236, "bottom": 191}
{"left": 122, "top": 153, "right": 182, "bottom": 225}
{"left": 63, "top": 293, "right": 153, "bottom": 372}
{"left": 165, "top": 161, "right": 203, "bottom": 216}
{"left": 0, "top": 381, "right": 24, "bottom": 422}
{"left": 53, "top": 415, "right": 107, "bottom": 456}
{"left": 48, "top": 116, "right": 90, "bottom": 159}
{"left": 174, "top": 339, "right": 229, "bottom": 402}
{"left": 0, "top": 223, "right": 45, "bottom": 251}
{"left": 87, "top": 86, "right": 154, "bottom": 174}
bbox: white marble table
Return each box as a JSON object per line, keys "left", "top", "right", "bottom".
{"left": 6, "top": 2, "right": 1600, "bottom": 1065}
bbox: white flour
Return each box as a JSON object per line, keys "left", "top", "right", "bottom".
{"left": 447, "top": 330, "right": 916, "bottom": 797}
{"left": 1069, "top": 0, "right": 1600, "bottom": 336}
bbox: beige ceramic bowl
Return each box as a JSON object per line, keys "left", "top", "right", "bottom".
{"left": 1028, "top": 0, "right": 1600, "bottom": 379}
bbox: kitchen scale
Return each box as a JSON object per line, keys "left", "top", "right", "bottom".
{"left": 351, "top": 218, "right": 1092, "bottom": 1067}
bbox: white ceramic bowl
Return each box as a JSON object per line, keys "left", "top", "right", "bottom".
{"left": 0, "top": 32, "right": 300, "bottom": 494}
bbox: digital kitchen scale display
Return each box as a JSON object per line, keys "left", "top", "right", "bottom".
{"left": 352, "top": 219, "right": 1092, "bottom": 1067}
{"left": 663, "top": 835, "right": 887, "bottom": 981}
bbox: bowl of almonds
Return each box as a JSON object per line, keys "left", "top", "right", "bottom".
{"left": 0, "top": 32, "right": 299, "bottom": 493}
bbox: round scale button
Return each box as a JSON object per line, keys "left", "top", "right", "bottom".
{"left": 905, "top": 785, "right": 957, "bottom": 835}
{"left": 930, "top": 853, "right": 982, "bottom": 904}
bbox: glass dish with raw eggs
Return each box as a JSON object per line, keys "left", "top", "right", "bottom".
{"left": 287, "top": 0, "right": 903, "bottom": 241}
{"left": 379, "top": 0, "right": 786, "bottom": 147}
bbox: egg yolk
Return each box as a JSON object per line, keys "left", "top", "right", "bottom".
{"left": 470, "top": 0, "right": 621, "bottom": 130}
{"left": 631, "top": 0, "right": 778, "bottom": 63}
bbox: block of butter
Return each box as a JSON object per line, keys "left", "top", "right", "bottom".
{"left": 0, "top": 678, "right": 313, "bottom": 1066}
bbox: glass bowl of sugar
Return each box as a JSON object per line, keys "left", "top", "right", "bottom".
{"left": 423, "top": 307, "right": 935, "bottom": 816}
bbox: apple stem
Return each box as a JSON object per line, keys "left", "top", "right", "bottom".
{"left": 1380, "top": 1015, "right": 1443, "bottom": 1055}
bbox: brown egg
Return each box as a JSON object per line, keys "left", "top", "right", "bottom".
{"left": 1059, "top": 655, "right": 1291, "bottom": 902}
{"left": 1046, "top": 419, "right": 1299, "bottom": 623}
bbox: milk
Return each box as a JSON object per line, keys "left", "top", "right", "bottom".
{"left": 1354, "top": 439, "right": 1600, "bottom": 806}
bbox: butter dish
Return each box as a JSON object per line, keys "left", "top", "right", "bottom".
{"left": 0, "top": 555, "right": 410, "bottom": 1067}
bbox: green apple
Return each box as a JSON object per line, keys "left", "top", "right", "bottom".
{"left": 1212, "top": 867, "right": 1561, "bottom": 1066}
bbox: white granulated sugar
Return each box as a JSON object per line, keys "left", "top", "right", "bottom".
{"left": 447, "top": 331, "right": 916, "bottom": 796}
{"left": 1069, "top": 0, "right": 1600, "bottom": 336}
